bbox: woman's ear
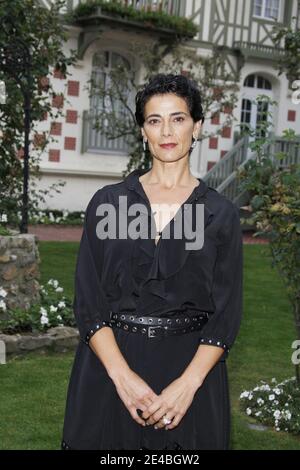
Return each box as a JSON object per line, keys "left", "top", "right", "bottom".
{"left": 197, "top": 120, "right": 202, "bottom": 133}
{"left": 193, "top": 120, "right": 202, "bottom": 139}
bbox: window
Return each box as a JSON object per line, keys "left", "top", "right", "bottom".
{"left": 90, "top": 51, "right": 131, "bottom": 119}
{"left": 253, "top": 0, "right": 280, "bottom": 20}
{"left": 83, "top": 50, "right": 133, "bottom": 154}
{"left": 243, "top": 74, "right": 272, "bottom": 90}
{"left": 241, "top": 99, "right": 252, "bottom": 124}
{"left": 244, "top": 74, "right": 255, "bottom": 88}
{"left": 256, "top": 100, "right": 269, "bottom": 139}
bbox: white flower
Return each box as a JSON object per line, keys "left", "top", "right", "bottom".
{"left": 58, "top": 301, "right": 66, "bottom": 308}
{"left": 271, "top": 378, "right": 277, "bottom": 383}
{"left": 255, "top": 411, "right": 262, "bottom": 416}
{"left": 40, "top": 305, "right": 49, "bottom": 325}
{"left": 273, "top": 410, "right": 281, "bottom": 419}
{"left": 0, "top": 287, "right": 8, "bottom": 298}
{"left": 56, "top": 314, "right": 62, "bottom": 321}
{"left": 246, "top": 408, "right": 252, "bottom": 415}
{"left": 0, "top": 299, "right": 7, "bottom": 311}
{"left": 47, "top": 279, "right": 58, "bottom": 288}
{"left": 55, "top": 287, "right": 63, "bottom": 292}
{"left": 258, "top": 384, "right": 271, "bottom": 391}
{"left": 284, "top": 411, "right": 292, "bottom": 420}
{"left": 1, "top": 213, "right": 8, "bottom": 222}
{"left": 248, "top": 392, "right": 253, "bottom": 400}
{"left": 257, "top": 398, "right": 264, "bottom": 405}
{"left": 269, "top": 394, "right": 275, "bottom": 401}
{"left": 274, "top": 388, "right": 282, "bottom": 395}
{"left": 40, "top": 314, "right": 49, "bottom": 325}
{"left": 50, "top": 305, "right": 58, "bottom": 312}
{"left": 240, "top": 391, "right": 250, "bottom": 399}
{"left": 275, "top": 427, "right": 280, "bottom": 431}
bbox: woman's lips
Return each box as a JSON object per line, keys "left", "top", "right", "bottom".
{"left": 159, "top": 144, "right": 177, "bottom": 149}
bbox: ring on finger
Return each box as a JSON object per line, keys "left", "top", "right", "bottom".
{"left": 162, "top": 415, "right": 173, "bottom": 425}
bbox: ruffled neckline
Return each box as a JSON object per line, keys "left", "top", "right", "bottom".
{"left": 123, "top": 168, "right": 215, "bottom": 305}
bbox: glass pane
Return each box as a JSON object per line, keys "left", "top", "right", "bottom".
{"left": 111, "top": 52, "right": 130, "bottom": 70}
{"left": 256, "top": 101, "right": 268, "bottom": 139}
{"left": 241, "top": 99, "right": 252, "bottom": 124}
{"left": 257, "top": 75, "right": 272, "bottom": 89}
{"left": 88, "top": 50, "right": 133, "bottom": 152}
{"left": 265, "top": 0, "right": 279, "bottom": 19}
{"left": 254, "top": 0, "right": 263, "bottom": 15}
{"left": 264, "top": 79, "right": 272, "bottom": 90}
{"left": 90, "top": 70, "right": 105, "bottom": 114}
{"left": 244, "top": 74, "right": 255, "bottom": 87}
{"left": 92, "top": 51, "right": 108, "bottom": 68}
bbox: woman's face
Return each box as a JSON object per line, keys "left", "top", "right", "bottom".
{"left": 141, "top": 93, "right": 202, "bottom": 163}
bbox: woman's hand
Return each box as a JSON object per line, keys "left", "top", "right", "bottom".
{"left": 112, "top": 368, "right": 160, "bottom": 427}
{"left": 141, "top": 375, "right": 202, "bottom": 430}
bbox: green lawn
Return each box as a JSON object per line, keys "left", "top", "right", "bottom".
{"left": 0, "top": 242, "right": 299, "bottom": 450}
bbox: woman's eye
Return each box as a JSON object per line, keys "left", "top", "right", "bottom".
{"left": 148, "top": 117, "right": 184, "bottom": 125}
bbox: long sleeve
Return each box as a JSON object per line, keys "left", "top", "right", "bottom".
{"left": 199, "top": 203, "right": 243, "bottom": 359}
{"left": 73, "top": 192, "right": 113, "bottom": 346}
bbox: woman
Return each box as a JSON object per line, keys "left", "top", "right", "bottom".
{"left": 61, "top": 73, "right": 243, "bottom": 450}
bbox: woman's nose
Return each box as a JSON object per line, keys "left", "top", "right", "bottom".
{"left": 161, "top": 121, "right": 173, "bottom": 136}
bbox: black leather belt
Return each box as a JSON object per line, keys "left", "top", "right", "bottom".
{"left": 109, "top": 311, "right": 209, "bottom": 338}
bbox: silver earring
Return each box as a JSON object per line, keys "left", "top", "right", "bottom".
{"left": 143, "top": 139, "right": 147, "bottom": 151}
{"left": 191, "top": 137, "right": 198, "bottom": 148}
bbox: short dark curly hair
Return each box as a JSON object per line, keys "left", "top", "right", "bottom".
{"left": 134, "top": 73, "right": 205, "bottom": 128}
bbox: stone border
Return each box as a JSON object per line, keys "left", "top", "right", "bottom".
{"left": 0, "top": 326, "right": 79, "bottom": 360}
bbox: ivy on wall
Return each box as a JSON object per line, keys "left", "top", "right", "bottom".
{"left": 66, "top": 0, "right": 198, "bottom": 38}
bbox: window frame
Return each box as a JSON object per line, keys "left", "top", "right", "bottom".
{"left": 82, "top": 49, "right": 135, "bottom": 155}
{"left": 252, "top": 0, "right": 281, "bottom": 22}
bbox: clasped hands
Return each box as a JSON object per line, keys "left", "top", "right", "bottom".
{"left": 113, "top": 368, "right": 202, "bottom": 431}
{"left": 139, "top": 375, "right": 202, "bottom": 430}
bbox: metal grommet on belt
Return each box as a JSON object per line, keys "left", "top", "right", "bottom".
{"left": 109, "top": 311, "right": 209, "bottom": 339}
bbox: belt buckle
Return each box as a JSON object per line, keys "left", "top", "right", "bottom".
{"left": 148, "top": 325, "right": 164, "bottom": 338}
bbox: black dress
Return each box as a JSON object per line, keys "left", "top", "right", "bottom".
{"left": 61, "top": 167, "right": 243, "bottom": 450}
